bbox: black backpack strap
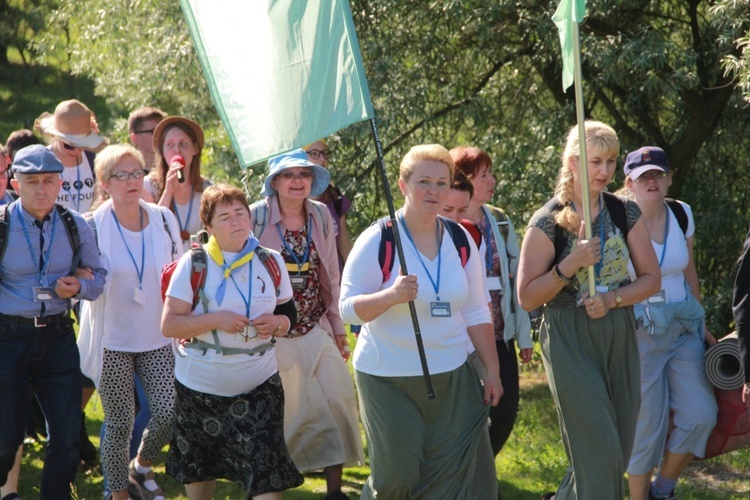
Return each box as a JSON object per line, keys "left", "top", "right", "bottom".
{"left": 0, "top": 204, "right": 8, "bottom": 270}
{"left": 542, "top": 197, "right": 569, "bottom": 266}
{"left": 84, "top": 151, "right": 97, "bottom": 179}
{"left": 439, "top": 216, "right": 471, "bottom": 266}
{"left": 665, "top": 198, "right": 688, "bottom": 236}
{"left": 377, "top": 216, "right": 395, "bottom": 282}
{"left": 160, "top": 211, "right": 177, "bottom": 257}
{"left": 602, "top": 192, "right": 629, "bottom": 242}
{"left": 55, "top": 204, "right": 80, "bottom": 276}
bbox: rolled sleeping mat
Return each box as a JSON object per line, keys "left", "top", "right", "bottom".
{"left": 704, "top": 333, "right": 746, "bottom": 391}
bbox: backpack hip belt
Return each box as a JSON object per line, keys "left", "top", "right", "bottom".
{"left": 183, "top": 329, "right": 276, "bottom": 357}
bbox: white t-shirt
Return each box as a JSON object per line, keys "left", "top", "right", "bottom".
{"left": 340, "top": 217, "right": 491, "bottom": 377}
{"left": 628, "top": 200, "right": 695, "bottom": 303}
{"left": 57, "top": 154, "right": 95, "bottom": 213}
{"left": 104, "top": 222, "right": 170, "bottom": 352}
{"left": 166, "top": 245, "right": 293, "bottom": 396}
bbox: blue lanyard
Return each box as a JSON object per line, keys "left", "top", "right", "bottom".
{"left": 18, "top": 204, "right": 58, "bottom": 285}
{"left": 398, "top": 213, "right": 442, "bottom": 300}
{"left": 277, "top": 216, "right": 312, "bottom": 275}
{"left": 172, "top": 186, "right": 195, "bottom": 233}
{"left": 111, "top": 209, "right": 145, "bottom": 288}
{"left": 571, "top": 194, "right": 604, "bottom": 279}
{"left": 658, "top": 203, "right": 670, "bottom": 268}
{"left": 230, "top": 260, "right": 254, "bottom": 317}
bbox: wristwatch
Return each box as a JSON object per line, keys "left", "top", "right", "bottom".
{"left": 613, "top": 292, "right": 623, "bottom": 307}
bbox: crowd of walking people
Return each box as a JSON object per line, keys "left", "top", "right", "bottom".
{"left": 0, "top": 99, "right": 747, "bottom": 500}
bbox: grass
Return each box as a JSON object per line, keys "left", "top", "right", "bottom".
{"left": 12, "top": 359, "right": 749, "bottom": 499}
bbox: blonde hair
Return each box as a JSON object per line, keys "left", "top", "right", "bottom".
{"left": 399, "top": 144, "right": 455, "bottom": 182}
{"left": 553, "top": 121, "right": 620, "bottom": 232}
{"left": 91, "top": 144, "right": 145, "bottom": 209}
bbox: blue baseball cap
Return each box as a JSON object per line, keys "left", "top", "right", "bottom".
{"left": 261, "top": 149, "right": 330, "bottom": 197}
{"left": 623, "top": 146, "right": 670, "bottom": 180}
{"left": 11, "top": 145, "right": 64, "bottom": 175}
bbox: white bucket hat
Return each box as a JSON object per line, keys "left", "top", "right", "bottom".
{"left": 35, "top": 99, "right": 109, "bottom": 152}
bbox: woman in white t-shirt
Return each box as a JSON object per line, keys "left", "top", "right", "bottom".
{"left": 161, "top": 184, "right": 302, "bottom": 500}
{"left": 620, "top": 147, "right": 717, "bottom": 500}
{"left": 339, "top": 144, "right": 501, "bottom": 499}
{"left": 77, "top": 144, "right": 183, "bottom": 500}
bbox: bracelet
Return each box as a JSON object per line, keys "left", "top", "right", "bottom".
{"left": 552, "top": 264, "right": 572, "bottom": 286}
{"left": 273, "top": 316, "right": 282, "bottom": 334}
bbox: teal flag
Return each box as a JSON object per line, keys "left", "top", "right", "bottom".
{"left": 552, "top": 0, "right": 587, "bottom": 91}
{"left": 180, "top": 0, "right": 374, "bottom": 166}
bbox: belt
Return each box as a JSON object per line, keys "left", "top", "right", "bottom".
{"left": 0, "top": 311, "right": 71, "bottom": 328}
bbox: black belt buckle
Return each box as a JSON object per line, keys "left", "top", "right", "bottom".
{"left": 34, "top": 316, "right": 47, "bottom": 328}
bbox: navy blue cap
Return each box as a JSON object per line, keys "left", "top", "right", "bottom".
{"left": 11, "top": 145, "right": 64, "bottom": 175}
{"left": 623, "top": 146, "right": 670, "bottom": 180}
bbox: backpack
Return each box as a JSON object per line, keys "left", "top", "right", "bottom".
{"left": 665, "top": 198, "right": 689, "bottom": 236}
{"left": 545, "top": 191, "right": 630, "bottom": 266}
{"left": 250, "top": 200, "right": 329, "bottom": 240}
{"left": 160, "top": 243, "right": 284, "bottom": 311}
{"left": 378, "top": 215, "right": 471, "bottom": 282}
{"left": 460, "top": 220, "right": 482, "bottom": 248}
{"left": 0, "top": 203, "right": 80, "bottom": 276}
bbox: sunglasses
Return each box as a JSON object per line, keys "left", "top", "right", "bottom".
{"left": 633, "top": 171, "right": 668, "bottom": 183}
{"left": 61, "top": 142, "right": 80, "bottom": 151}
{"left": 133, "top": 128, "right": 155, "bottom": 135}
{"left": 278, "top": 170, "right": 314, "bottom": 181}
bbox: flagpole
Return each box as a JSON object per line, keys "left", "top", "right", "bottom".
{"left": 571, "top": 22, "right": 596, "bottom": 294}
{"left": 369, "top": 118, "right": 435, "bottom": 400}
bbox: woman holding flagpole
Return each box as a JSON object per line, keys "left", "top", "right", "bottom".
{"left": 340, "top": 144, "right": 501, "bottom": 499}
{"left": 517, "top": 121, "right": 660, "bottom": 499}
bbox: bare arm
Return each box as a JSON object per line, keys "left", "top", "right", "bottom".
{"left": 517, "top": 224, "right": 600, "bottom": 311}
{"left": 466, "top": 322, "right": 503, "bottom": 406}
{"left": 161, "top": 296, "right": 250, "bottom": 339}
{"left": 336, "top": 214, "right": 354, "bottom": 263}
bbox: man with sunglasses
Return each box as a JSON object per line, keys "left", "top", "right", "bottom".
{"left": 0, "top": 145, "right": 105, "bottom": 498}
{"left": 128, "top": 106, "right": 167, "bottom": 169}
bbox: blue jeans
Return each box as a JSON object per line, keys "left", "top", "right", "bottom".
{"left": 0, "top": 318, "right": 82, "bottom": 498}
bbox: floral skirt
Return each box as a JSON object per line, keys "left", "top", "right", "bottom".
{"left": 166, "top": 373, "right": 303, "bottom": 496}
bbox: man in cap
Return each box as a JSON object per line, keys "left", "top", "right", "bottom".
{"left": 0, "top": 145, "right": 106, "bottom": 497}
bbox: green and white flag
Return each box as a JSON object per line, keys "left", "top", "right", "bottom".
{"left": 180, "top": 0, "right": 374, "bottom": 166}
{"left": 552, "top": 0, "right": 587, "bottom": 91}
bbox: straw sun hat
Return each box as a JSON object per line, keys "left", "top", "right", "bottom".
{"left": 34, "top": 99, "right": 108, "bottom": 152}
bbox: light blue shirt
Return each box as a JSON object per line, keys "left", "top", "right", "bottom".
{"left": 0, "top": 191, "right": 14, "bottom": 205}
{"left": 0, "top": 200, "right": 106, "bottom": 317}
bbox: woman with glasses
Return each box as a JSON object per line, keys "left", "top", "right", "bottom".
{"left": 35, "top": 99, "right": 108, "bottom": 214}
{"left": 162, "top": 183, "right": 303, "bottom": 499}
{"left": 305, "top": 140, "right": 354, "bottom": 269}
{"left": 618, "top": 147, "right": 717, "bottom": 500}
{"left": 142, "top": 116, "right": 212, "bottom": 251}
{"left": 78, "top": 144, "right": 183, "bottom": 500}
{"left": 249, "top": 149, "right": 364, "bottom": 500}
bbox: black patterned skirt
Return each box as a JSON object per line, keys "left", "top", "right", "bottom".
{"left": 166, "top": 373, "right": 304, "bottom": 496}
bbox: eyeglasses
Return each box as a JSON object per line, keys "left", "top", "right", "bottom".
{"left": 61, "top": 142, "right": 80, "bottom": 151}
{"left": 633, "top": 171, "right": 667, "bottom": 183}
{"left": 133, "top": 128, "right": 155, "bottom": 135}
{"left": 278, "top": 170, "right": 313, "bottom": 181}
{"left": 110, "top": 169, "right": 149, "bottom": 181}
{"left": 305, "top": 149, "right": 330, "bottom": 160}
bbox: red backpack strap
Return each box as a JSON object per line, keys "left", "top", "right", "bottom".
{"left": 377, "top": 216, "right": 395, "bottom": 282}
{"left": 255, "top": 245, "right": 282, "bottom": 297}
{"left": 459, "top": 219, "right": 482, "bottom": 249}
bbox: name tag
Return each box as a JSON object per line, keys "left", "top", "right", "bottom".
{"left": 430, "top": 301, "right": 452, "bottom": 318}
{"left": 485, "top": 276, "right": 503, "bottom": 292}
{"left": 648, "top": 290, "right": 667, "bottom": 304}
{"left": 290, "top": 275, "right": 307, "bottom": 290}
{"left": 132, "top": 287, "right": 146, "bottom": 305}
{"left": 34, "top": 286, "right": 54, "bottom": 302}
